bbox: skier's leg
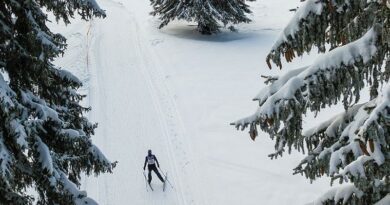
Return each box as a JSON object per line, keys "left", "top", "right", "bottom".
{"left": 152, "top": 166, "right": 165, "bottom": 182}
{"left": 148, "top": 166, "right": 152, "bottom": 184}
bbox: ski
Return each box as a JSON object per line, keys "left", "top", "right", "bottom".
{"left": 163, "top": 172, "right": 168, "bottom": 192}
{"left": 148, "top": 183, "right": 154, "bottom": 191}
{"left": 143, "top": 171, "right": 154, "bottom": 191}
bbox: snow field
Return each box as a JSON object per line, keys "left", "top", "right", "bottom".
{"left": 52, "top": 0, "right": 334, "bottom": 204}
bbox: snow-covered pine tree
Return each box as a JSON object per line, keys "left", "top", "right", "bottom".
{"left": 233, "top": 0, "right": 389, "bottom": 204}
{"left": 0, "top": 1, "right": 115, "bottom": 204}
{"left": 150, "top": 0, "right": 254, "bottom": 34}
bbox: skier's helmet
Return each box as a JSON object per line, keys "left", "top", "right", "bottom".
{"left": 148, "top": 149, "right": 152, "bottom": 155}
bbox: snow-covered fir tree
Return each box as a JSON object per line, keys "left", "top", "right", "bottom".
{"left": 150, "top": 0, "right": 254, "bottom": 34}
{"left": 233, "top": 0, "right": 389, "bottom": 204}
{"left": 0, "top": 1, "right": 115, "bottom": 204}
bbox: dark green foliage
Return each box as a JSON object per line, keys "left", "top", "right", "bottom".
{"left": 234, "top": 0, "right": 389, "bottom": 204}
{"left": 0, "top": 0, "right": 115, "bottom": 204}
{"left": 150, "top": 0, "right": 254, "bottom": 34}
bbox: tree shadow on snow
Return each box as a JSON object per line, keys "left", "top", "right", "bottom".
{"left": 160, "top": 24, "right": 259, "bottom": 43}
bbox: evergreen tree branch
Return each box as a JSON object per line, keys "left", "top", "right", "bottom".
{"left": 0, "top": 0, "right": 114, "bottom": 204}
{"left": 266, "top": 0, "right": 389, "bottom": 69}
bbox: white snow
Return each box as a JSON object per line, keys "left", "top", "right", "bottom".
{"left": 337, "top": 155, "right": 371, "bottom": 178}
{"left": 89, "top": 145, "right": 111, "bottom": 166}
{"left": 303, "top": 103, "right": 364, "bottom": 139}
{"left": 0, "top": 137, "right": 12, "bottom": 178}
{"left": 305, "top": 98, "right": 385, "bottom": 177}
{"left": 358, "top": 82, "right": 390, "bottom": 140}
{"left": 20, "top": 91, "right": 60, "bottom": 122}
{"left": 35, "top": 136, "right": 54, "bottom": 174}
{"left": 55, "top": 169, "right": 99, "bottom": 205}
{"left": 54, "top": 69, "right": 83, "bottom": 85}
{"left": 311, "top": 82, "right": 388, "bottom": 178}
{"left": 234, "top": 25, "right": 379, "bottom": 126}
{"left": 254, "top": 66, "right": 307, "bottom": 103}
{"left": 0, "top": 73, "right": 15, "bottom": 112}
{"left": 25, "top": 10, "right": 60, "bottom": 51}
{"left": 9, "top": 119, "right": 28, "bottom": 148}
{"left": 83, "top": 0, "right": 106, "bottom": 14}
{"left": 59, "top": 129, "right": 82, "bottom": 139}
{"left": 50, "top": 0, "right": 333, "bottom": 204}
{"left": 305, "top": 27, "right": 378, "bottom": 70}
{"left": 271, "top": 0, "right": 324, "bottom": 51}
{"left": 310, "top": 183, "right": 363, "bottom": 205}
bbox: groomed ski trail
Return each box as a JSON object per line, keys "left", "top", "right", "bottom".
{"left": 82, "top": 0, "right": 204, "bottom": 204}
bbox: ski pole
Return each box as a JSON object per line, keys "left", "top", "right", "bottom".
{"left": 142, "top": 170, "right": 149, "bottom": 192}
{"left": 158, "top": 167, "right": 174, "bottom": 189}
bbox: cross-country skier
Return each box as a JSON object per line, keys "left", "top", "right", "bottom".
{"left": 143, "top": 149, "right": 165, "bottom": 184}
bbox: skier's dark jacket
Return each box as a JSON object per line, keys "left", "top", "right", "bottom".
{"left": 143, "top": 154, "right": 160, "bottom": 169}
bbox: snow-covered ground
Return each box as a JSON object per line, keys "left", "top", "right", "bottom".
{"left": 52, "top": 0, "right": 334, "bottom": 204}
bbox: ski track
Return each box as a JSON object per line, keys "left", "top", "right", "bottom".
{"left": 81, "top": 0, "right": 204, "bottom": 204}
{"left": 51, "top": 1, "right": 335, "bottom": 204}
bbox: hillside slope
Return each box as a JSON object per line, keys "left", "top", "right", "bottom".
{"left": 53, "top": 0, "right": 331, "bottom": 204}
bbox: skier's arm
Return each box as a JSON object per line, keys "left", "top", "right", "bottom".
{"left": 143, "top": 157, "right": 147, "bottom": 170}
{"left": 154, "top": 156, "right": 160, "bottom": 167}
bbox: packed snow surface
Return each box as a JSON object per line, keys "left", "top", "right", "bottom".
{"left": 51, "top": 0, "right": 332, "bottom": 204}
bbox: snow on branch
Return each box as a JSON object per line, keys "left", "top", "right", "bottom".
{"left": 255, "top": 67, "right": 307, "bottom": 104}
{"left": 358, "top": 82, "right": 390, "bottom": 140}
{"left": 234, "top": 25, "right": 380, "bottom": 130}
{"left": 20, "top": 91, "right": 60, "bottom": 123}
{"left": 25, "top": 10, "right": 63, "bottom": 53}
{"left": 56, "top": 170, "right": 98, "bottom": 205}
{"left": 323, "top": 99, "right": 383, "bottom": 175}
{"left": 266, "top": 0, "right": 386, "bottom": 69}
{"left": 151, "top": 0, "right": 252, "bottom": 34}
{"left": 334, "top": 155, "right": 372, "bottom": 179}
{"left": 293, "top": 103, "right": 367, "bottom": 179}
{"left": 0, "top": 74, "right": 16, "bottom": 113}
{"left": 1, "top": 0, "right": 112, "bottom": 203}
{"left": 0, "top": 137, "right": 13, "bottom": 181}
{"left": 271, "top": 0, "right": 324, "bottom": 51}
{"left": 35, "top": 137, "right": 54, "bottom": 174}
{"left": 58, "top": 129, "right": 84, "bottom": 140}
{"left": 233, "top": 0, "right": 389, "bottom": 204}
{"left": 303, "top": 103, "right": 364, "bottom": 140}
{"left": 9, "top": 119, "right": 28, "bottom": 149}
{"left": 294, "top": 91, "right": 388, "bottom": 179}
{"left": 43, "top": 0, "right": 106, "bottom": 21}
{"left": 310, "top": 184, "right": 363, "bottom": 205}
{"left": 77, "top": 0, "right": 106, "bottom": 17}
{"left": 53, "top": 69, "right": 83, "bottom": 86}
{"left": 330, "top": 84, "right": 388, "bottom": 176}
{"left": 291, "top": 86, "right": 389, "bottom": 204}
{"left": 88, "top": 145, "right": 116, "bottom": 173}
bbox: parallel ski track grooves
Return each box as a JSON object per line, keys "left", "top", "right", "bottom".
{"left": 129, "top": 11, "right": 186, "bottom": 205}
{"left": 126, "top": 3, "right": 205, "bottom": 204}
{"left": 87, "top": 18, "right": 111, "bottom": 205}
{"left": 83, "top": 0, "right": 205, "bottom": 204}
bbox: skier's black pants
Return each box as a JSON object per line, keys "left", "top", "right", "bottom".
{"left": 148, "top": 164, "right": 164, "bottom": 183}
